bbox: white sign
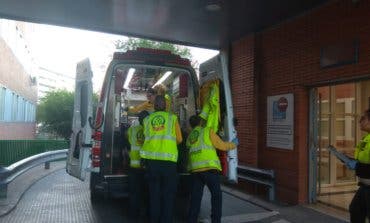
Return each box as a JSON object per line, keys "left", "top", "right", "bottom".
{"left": 267, "top": 93, "right": 294, "bottom": 150}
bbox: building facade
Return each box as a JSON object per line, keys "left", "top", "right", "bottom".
{"left": 0, "top": 20, "right": 37, "bottom": 139}
{"left": 231, "top": 0, "right": 370, "bottom": 207}
{"left": 37, "top": 67, "right": 74, "bottom": 99}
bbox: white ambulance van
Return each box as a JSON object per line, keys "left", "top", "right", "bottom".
{"left": 66, "top": 48, "right": 238, "bottom": 201}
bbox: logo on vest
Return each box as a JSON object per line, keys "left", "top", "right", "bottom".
{"left": 151, "top": 115, "right": 166, "bottom": 131}
{"left": 189, "top": 130, "right": 199, "bottom": 145}
{"left": 136, "top": 129, "right": 144, "bottom": 145}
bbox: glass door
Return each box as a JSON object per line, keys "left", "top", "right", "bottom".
{"left": 334, "top": 84, "right": 356, "bottom": 183}
{"left": 315, "top": 81, "right": 370, "bottom": 210}
{"left": 317, "top": 86, "right": 331, "bottom": 190}
{"left": 317, "top": 83, "right": 357, "bottom": 189}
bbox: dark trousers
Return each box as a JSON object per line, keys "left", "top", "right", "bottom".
{"left": 128, "top": 168, "right": 147, "bottom": 219}
{"left": 145, "top": 159, "right": 178, "bottom": 223}
{"left": 349, "top": 184, "right": 370, "bottom": 223}
{"left": 187, "top": 170, "right": 222, "bottom": 223}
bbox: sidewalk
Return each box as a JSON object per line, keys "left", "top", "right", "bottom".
{"left": 0, "top": 161, "right": 65, "bottom": 216}
{"left": 221, "top": 185, "right": 350, "bottom": 223}
{"left": 0, "top": 162, "right": 351, "bottom": 223}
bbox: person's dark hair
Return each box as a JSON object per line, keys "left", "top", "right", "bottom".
{"left": 189, "top": 115, "right": 200, "bottom": 128}
{"left": 154, "top": 95, "right": 166, "bottom": 111}
{"left": 138, "top": 110, "right": 149, "bottom": 125}
{"left": 147, "top": 88, "right": 156, "bottom": 95}
{"left": 364, "top": 108, "right": 370, "bottom": 120}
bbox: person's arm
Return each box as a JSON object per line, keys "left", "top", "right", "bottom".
{"left": 126, "top": 128, "right": 131, "bottom": 145}
{"left": 354, "top": 138, "right": 370, "bottom": 178}
{"left": 128, "top": 101, "right": 153, "bottom": 114}
{"left": 175, "top": 121, "right": 183, "bottom": 144}
{"left": 165, "top": 94, "right": 171, "bottom": 112}
{"left": 209, "top": 129, "right": 236, "bottom": 151}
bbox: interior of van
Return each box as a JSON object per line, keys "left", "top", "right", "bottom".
{"left": 102, "top": 63, "right": 199, "bottom": 175}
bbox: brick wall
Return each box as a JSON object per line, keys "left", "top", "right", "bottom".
{"left": 0, "top": 35, "right": 37, "bottom": 139}
{"left": 230, "top": 0, "right": 370, "bottom": 204}
{"left": 0, "top": 123, "right": 36, "bottom": 139}
{"left": 231, "top": 35, "right": 258, "bottom": 166}
{"left": 0, "top": 38, "right": 37, "bottom": 103}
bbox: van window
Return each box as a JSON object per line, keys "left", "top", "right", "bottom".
{"left": 117, "top": 64, "right": 197, "bottom": 129}
{"left": 80, "top": 82, "right": 88, "bottom": 128}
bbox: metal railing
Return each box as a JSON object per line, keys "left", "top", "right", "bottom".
{"left": 0, "top": 140, "right": 68, "bottom": 166}
{"left": 237, "top": 165, "right": 276, "bottom": 201}
{"left": 0, "top": 149, "right": 68, "bottom": 198}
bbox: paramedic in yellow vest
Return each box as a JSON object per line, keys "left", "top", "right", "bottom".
{"left": 128, "top": 84, "right": 170, "bottom": 114}
{"left": 127, "top": 110, "right": 149, "bottom": 220}
{"left": 186, "top": 115, "right": 238, "bottom": 223}
{"left": 140, "top": 95, "right": 182, "bottom": 223}
{"left": 347, "top": 109, "right": 370, "bottom": 223}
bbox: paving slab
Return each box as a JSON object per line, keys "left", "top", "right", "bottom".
{"left": 0, "top": 161, "right": 65, "bottom": 216}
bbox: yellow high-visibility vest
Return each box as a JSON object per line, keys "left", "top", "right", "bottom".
{"left": 187, "top": 126, "right": 221, "bottom": 172}
{"left": 355, "top": 133, "right": 370, "bottom": 164}
{"left": 199, "top": 80, "right": 220, "bottom": 132}
{"left": 140, "top": 111, "right": 178, "bottom": 162}
{"left": 128, "top": 125, "right": 144, "bottom": 168}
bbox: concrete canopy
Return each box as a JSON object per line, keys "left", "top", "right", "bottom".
{"left": 0, "top": 0, "right": 327, "bottom": 49}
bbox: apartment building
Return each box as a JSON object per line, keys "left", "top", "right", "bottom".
{"left": 0, "top": 20, "right": 37, "bottom": 139}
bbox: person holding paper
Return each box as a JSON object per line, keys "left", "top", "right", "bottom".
{"left": 347, "top": 109, "right": 370, "bottom": 223}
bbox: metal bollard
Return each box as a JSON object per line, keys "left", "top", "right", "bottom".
{"left": 45, "top": 162, "right": 50, "bottom": 169}
{"left": 0, "top": 184, "right": 7, "bottom": 198}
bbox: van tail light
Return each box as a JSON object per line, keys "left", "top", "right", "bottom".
{"left": 218, "top": 151, "right": 228, "bottom": 176}
{"left": 92, "top": 131, "right": 102, "bottom": 168}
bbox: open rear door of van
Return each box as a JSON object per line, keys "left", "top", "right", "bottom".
{"left": 199, "top": 53, "right": 238, "bottom": 183}
{"left": 66, "top": 58, "right": 93, "bottom": 181}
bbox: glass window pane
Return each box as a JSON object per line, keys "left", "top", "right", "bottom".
{"left": 335, "top": 83, "right": 356, "bottom": 183}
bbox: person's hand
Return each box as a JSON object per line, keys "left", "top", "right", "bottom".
{"left": 231, "top": 138, "right": 239, "bottom": 146}
{"left": 346, "top": 160, "right": 358, "bottom": 170}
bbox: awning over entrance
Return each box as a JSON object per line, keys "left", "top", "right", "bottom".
{"left": 0, "top": 0, "right": 327, "bottom": 49}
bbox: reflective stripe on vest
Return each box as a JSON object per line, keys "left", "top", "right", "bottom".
{"left": 189, "top": 145, "right": 214, "bottom": 154}
{"left": 141, "top": 111, "right": 178, "bottom": 162}
{"left": 139, "top": 150, "right": 177, "bottom": 160}
{"left": 145, "top": 135, "right": 176, "bottom": 141}
{"left": 190, "top": 160, "right": 221, "bottom": 170}
{"left": 187, "top": 127, "right": 221, "bottom": 171}
{"left": 131, "top": 145, "right": 141, "bottom": 151}
{"left": 130, "top": 160, "right": 141, "bottom": 167}
{"left": 199, "top": 110, "right": 209, "bottom": 120}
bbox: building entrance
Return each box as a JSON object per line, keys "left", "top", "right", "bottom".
{"left": 315, "top": 81, "right": 370, "bottom": 210}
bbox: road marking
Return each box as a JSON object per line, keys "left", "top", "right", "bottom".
{"left": 220, "top": 211, "right": 279, "bottom": 223}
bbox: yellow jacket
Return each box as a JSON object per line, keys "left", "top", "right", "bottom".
{"left": 191, "top": 128, "right": 235, "bottom": 172}
{"left": 355, "top": 133, "right": 370, "bottom": 164}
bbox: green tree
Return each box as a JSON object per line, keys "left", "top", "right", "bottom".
{"left": 37, "top": 90, "right": 99, "bottom": 139}
{"left": 115, "top": 38, "right": 192, "bottom": 60}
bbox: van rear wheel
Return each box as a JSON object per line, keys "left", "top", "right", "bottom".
{"left": 90, "top": 172, "right": 103, "bottom": 203}
{"left": 90, "top": 189, "right": 103, "bottom": 202}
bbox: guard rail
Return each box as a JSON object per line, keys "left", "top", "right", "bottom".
{"left": 237, "top": 165, "right": 275, "bottom": 201}
{"left": 0, "top": 149, "right": 68, "bottom": 198}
